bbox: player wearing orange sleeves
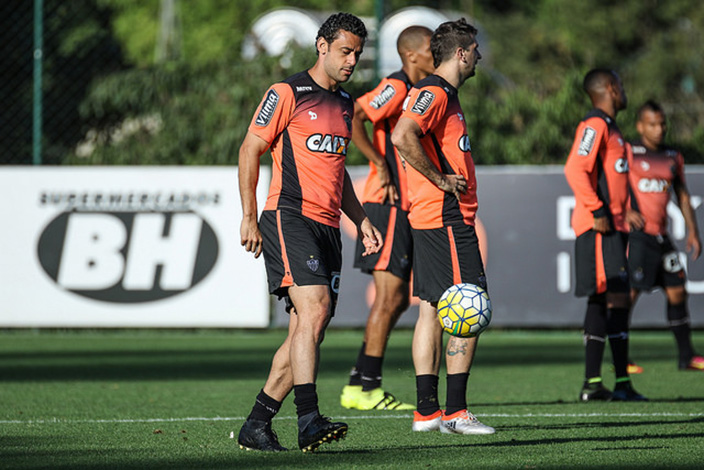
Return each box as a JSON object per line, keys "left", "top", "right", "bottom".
{"left": 392, "top": 18, "right": 494, "bottom": 435}
{"left": 627, "top": 100, "right": 704, "bottom": 372}
{"left": 237, "top": 13, "right": 383, "bottom": 453}
{"left": 340, "top": 26, "right": 434, "bottom": 412}
{"left": 564, "top": 69, "right": 646, "bottom": 402}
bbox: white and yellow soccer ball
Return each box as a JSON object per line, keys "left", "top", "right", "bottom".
{"left": 437, "top": 283, "right": 492, "bottom": 337}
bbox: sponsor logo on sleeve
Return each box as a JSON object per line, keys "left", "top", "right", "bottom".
{"left": 254, "top": 89, "right": 279, "bottom": 126}
{"left": 458, "top": 135, "right": 471, "bottom": 152}
{"left": 369, "top": 84, "right": 396, "bottom": 109}
{"left": 411, "top": 90, "right": 435, "bottom": 115}
{"left": 577, "top": 126, "right": 597, "bottom": 156}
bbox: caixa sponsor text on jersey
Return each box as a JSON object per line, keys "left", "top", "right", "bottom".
{"left": 38, "top": 191, "right": 220, "bottom": 211}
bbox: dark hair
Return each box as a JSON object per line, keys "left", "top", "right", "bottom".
{"left": 316, "top": 12, "right": 367, "bottom": 50}
{"left": 637, "top": 100, "right": 664, "bottom": 121}
{"left": 430, "top": 18, "right": 478, "bottom": 68}
{"left": 582, "top": 68, "right": 617, "bottom": 95}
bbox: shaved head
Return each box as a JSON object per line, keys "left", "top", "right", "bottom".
{"left": 397, "top": 25, "right": 433, "bottom": 55}
{"left": 583, "top": 69, "right": 617, "bottom": 97}
{"left": 582, "top": 68, "right": 627, "bottom": 112}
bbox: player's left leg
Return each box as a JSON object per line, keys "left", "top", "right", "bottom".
{"left": 607, "top": 292, "right": 647, "bottom": 401}
{"left": 664, "top": 286, "right": 703, "bottom": 371}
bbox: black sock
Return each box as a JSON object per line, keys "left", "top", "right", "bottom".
{"left": 607, "top": 307, "right": 630, "bottom": 379}
{"left": 445, "top": 373, "right": 469, "bottom": 415}
{"left": 247, "top": 389, "right": 282, "bottom": 422}
{"left": 667, "top": 302, "right": 694, "bottom": 364}
{"left": 348, "top": 343, "right": 365, "bottom": 386}
{"left": 361, "top": 355, "right": 383, "bottom": 391}
{"left": 293, "top": 383, "right": 318, "bottom": 419}
{"left": 584, "top": 299, "right": 607, "bottom": 379}
{"left": 416, "top": 374, "right": 439, "bottom": 416}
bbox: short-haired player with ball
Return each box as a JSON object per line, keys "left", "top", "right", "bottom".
{"left": 391, "top": 18, "right": 494, "bottom": 435}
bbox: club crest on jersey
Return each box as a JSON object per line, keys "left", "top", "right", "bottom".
{"left": 577, "top": 127, "right": 596, "bottom": 156}
{"left": 369, "top": 84, "right": 396, "bottom": 109}
{"left": 411, "top": 90, "right": 435, "bottom": 115}
{"left": 255, "top": 89, "right": 279, "bottom": 126}
{"left": 458, "top": 135, "right": 471, "bottom": 152}
{"left": 306, "top": 134, "right": 349, "bottom": 155}
{"left": 343, "top": 111, "right": 352, "bottom": 132}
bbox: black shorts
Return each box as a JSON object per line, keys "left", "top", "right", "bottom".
{"left": 411, "top": 224, "right": 487, "bottom": 303}
{"left": 574, "top": 230, "right": 629, "bottom": 297}
{"left": 259, "top": 209, "right": 342, "bottom": 314}
{"left": 354, "top": 202, "right": 413, "bottom": 282}
{"left": 628, "top": 231, "right": 686, "bottom": 291}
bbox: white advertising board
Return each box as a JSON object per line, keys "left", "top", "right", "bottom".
{"left": 0, "top": 166, "right": 270, "bottom": 327}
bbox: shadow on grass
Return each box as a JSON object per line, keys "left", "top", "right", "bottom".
{"left": 0, "top": 338, "right": 587, "bottom": 383}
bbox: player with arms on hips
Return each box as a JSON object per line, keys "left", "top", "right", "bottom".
{"left": 391, "top": 18, "right": 494, "bottom": 435}
{"left": 340, "top": 25, "right": 435, "bottom": 412}
{"left": 237, "top": 13, "right": 383, "bottom": 452}
{"left": 564, "top": 69, "right": 646, "bottom": 402}
{"left": 627, "top": 100, "right": 704, "bottom": 372}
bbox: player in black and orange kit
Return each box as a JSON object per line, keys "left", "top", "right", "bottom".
{"left": 340, "top": 26, "right": 434, "bottom": 412}
{"left": 237, "top": 13, "right": 383, "bottom": 452}
{"left": 565, "top": 69, "right": 646, "bottom": 402}
{"left": 627, "top": 100, "right": 704, "bottom": 372}
{"left": 392, "top": 18, "right": 494, "bottom": 435}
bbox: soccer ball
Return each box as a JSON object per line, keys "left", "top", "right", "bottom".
{"left": 437, "top": 283, "right": 491, "bottom": 338}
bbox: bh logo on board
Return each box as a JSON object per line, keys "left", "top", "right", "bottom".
{"left": 36, "top": 191, "right": 219, "bottom": 303}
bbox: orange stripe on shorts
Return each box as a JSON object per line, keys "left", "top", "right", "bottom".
{"left": 374, "top": 206, "right": 397, "bottom": 271}
{"left": 276, "top": 210, "right": 294, "bottom": 288}
{"left": 447, "top": 226, "right": 462, "bottom": 285}
{"left": 595, "top": 232, "right": 607, "bottom": 295}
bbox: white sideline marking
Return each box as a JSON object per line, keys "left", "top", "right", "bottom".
{"left": 1, "top": 412, "right": 703, "bottom": 425}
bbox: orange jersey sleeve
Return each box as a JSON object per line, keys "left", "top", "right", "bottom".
{"left": 356, "top": 73, "right": 411, "bottom": 209}
{"left": 399, "top": 75, "right": 478, "bottom": 230}
{"left": 565, "top": 110, "right": 628, "bottom": 236}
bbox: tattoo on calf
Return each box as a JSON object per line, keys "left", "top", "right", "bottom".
{"left": 447, "top": 337, "right": 468, "bottom": 356}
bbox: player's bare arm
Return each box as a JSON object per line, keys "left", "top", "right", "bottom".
{"left": 391, "top": 117, "right": 467, "bottom": 201}
{"left": 341, "top": 169, "right": 383, "bottom": 256}
{"left": 238, "top": 131, "right": 270, "bottom": 258}
{"left": 351, "top": 102, "right": 398, "bottom": 204}
{"left": 675, "top": 180, "right": 702, "bottom": 260}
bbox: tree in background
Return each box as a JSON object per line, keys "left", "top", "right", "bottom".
{"left": 3, "top": 0, "right": 702, "bottom": 165}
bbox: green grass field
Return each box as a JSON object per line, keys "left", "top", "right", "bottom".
{"left": 1, "top": 328, "right": 703, "bottom": 469}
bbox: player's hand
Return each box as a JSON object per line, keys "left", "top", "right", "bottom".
{"left": 439, "top": 174, "right": 467, "bottom": 201}
{"left": 358, "top": 217, "right": 383, "bottom": 256}
{"left": 240, "top": 217, "right": 263, "bottom": 258}
{"left": 375, "top": 163, "right": 399, "bottom": 205}
{"left": 592, "top": 215, "right": 611, "bottom": 234}
{"left": 687, "top": 233, "right": 701, "bottom": 261}
{"left": 626, "top": 209, "right": 645, "bottom": 231}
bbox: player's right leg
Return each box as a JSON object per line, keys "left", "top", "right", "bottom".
{"left": 411, "top": 300, "right": 443, "bottom": 431}
{"left": 238, "top": 303, "right": 298, "bottom": 452}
